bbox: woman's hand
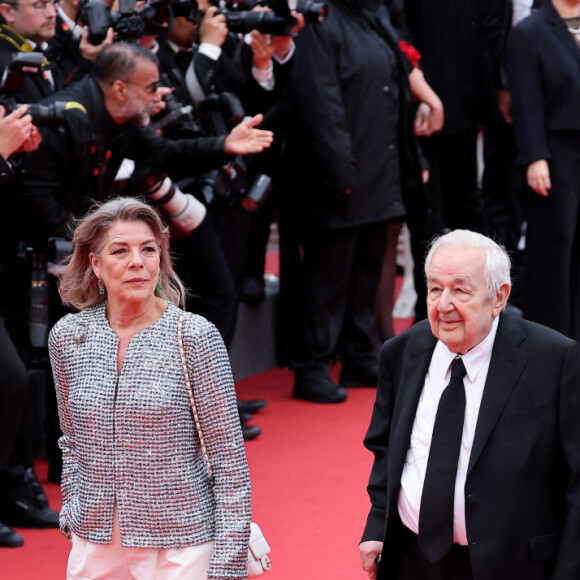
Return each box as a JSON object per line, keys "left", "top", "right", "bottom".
{"left": 526, "top": 159, "right": 551, "bottom": 196}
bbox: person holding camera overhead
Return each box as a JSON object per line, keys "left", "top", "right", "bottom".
{"left": 49, "top": 196, "right": 251, "bottom": 579}
{"left": 151, "top": 0, "right": 302, "bottom": 438}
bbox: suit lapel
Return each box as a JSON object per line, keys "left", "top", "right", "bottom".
{"left": 544, "top": 2, "right": 580, "bottom": 67}
{"left": 388, "top": 326, "right": 436, "bottom": 510}
{"left": 467, "top": 313, "right": 529, "bottom": 475}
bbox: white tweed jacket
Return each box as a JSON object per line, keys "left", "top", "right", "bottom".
{"left": 49, "top": 302, "right": 251, "bottom": 580}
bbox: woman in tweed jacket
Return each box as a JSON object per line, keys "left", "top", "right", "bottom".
{"left": 48, "top": 197, "right": 251, "bottom": 580}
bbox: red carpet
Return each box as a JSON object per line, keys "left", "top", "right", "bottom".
{"left": 0, "top": 364, "right": 388, "bottom": 579}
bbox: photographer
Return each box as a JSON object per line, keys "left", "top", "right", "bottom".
{"left": 151, "top": 1, "right": 301, "bottom": 437}
{"left": 48, "top": 0, "right": 115, "bottom": 83}
{"left": 7, "top": 41, "right": 272, "bottom": 244}
{"left": 0, "top": 0, "right": 64, "bottom": 100}
{"left": 0, "top": 104, "right": 57, "bottom": 548}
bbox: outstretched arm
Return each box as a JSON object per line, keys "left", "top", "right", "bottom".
{"left": 224, "top": 113, "right": 273, "bottom": 155}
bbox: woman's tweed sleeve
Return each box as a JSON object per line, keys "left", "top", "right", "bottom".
{"left": 184, "top": 316, "right": 252, "bottom": 580}
{"left": 48, "top": 317, "right": 78, "bottom": 540}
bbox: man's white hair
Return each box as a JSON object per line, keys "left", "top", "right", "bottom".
{"left": 424, "top": 230, "right": 512, "bottom": 299}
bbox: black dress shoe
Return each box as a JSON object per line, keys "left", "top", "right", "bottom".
{"left": 239, "top": 411, "right": 253, "bottom": 424}
{"left": 0, "top": 522, "right": 24, "bottom": 548}
{"left": 0, "top": 498, "right": 59, "bottom": 529}
{"left": 237, "top": 398, "right": 268, "bottom": 415}
{"left": 242, "top": 424, "right": 262, "bottom": 441}
{"left": 293, "top": 377, "right": 347, "bottom": 403}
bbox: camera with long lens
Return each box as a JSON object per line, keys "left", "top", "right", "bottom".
{"left": 209, "top": 0, "right": 327, "bottom": 35}
{"left": 81, "top": 0, "right": 172, "bottom": 45}
{"left": 131, "top": 167, "right": 207, "bottom": 236}
{"left": 0, "top": 53, "right": 68, "bottom": 129}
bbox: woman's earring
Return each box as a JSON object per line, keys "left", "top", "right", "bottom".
{"left": 156, "top": 277, "right": 163, "bottom": 292}
{"left": 98, "top": 279, "right": 105, "bottom": 295}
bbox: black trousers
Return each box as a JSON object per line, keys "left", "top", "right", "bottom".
{"left": 522, "top": 131, "right": 580, "bottom": 340}
{"left": 291, "top": 221, "right": 389, "bottom": 379}
{"left": 481, "top": 118, "right": 524, "bottom": 254}
{"left": 380, "top": 517, "right": 474, "bottom": 580}
{"left": 0, "top": 316, "right": 28, "bottom": 472}
{"left": 420, "top": 128, "right": 485, "bottom": 233}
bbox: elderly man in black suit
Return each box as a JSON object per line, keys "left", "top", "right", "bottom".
{"left": 359, "top": 229, "right": 580, "bottom": 580}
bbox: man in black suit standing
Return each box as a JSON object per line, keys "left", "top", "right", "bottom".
{"left": 359, "top": 229, "right": 580, "bottom": 580}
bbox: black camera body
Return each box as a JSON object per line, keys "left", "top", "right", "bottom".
{"left": 209, "top": 0, "right": 327, "bottom": 35}
{"left": 0, "top": 53, "right": 68, "bottom": 129}
{"left": 81, "top": 0, "right": 172, "bottom": 45}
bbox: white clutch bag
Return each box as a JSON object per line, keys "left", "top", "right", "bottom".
{"left": 247, "top": 522, "right": 272, "bottom": 576}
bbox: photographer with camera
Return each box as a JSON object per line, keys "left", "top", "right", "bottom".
{"left": 8, "top": 41, "right": 272, "bottom": 243}
{"left": 48, "top": 0, "right": 115, "bottom": 83}
{"left": 0, "top": 0, "right": 64, "bottom": 100}
{"left": 151, "top": 0, "right": 302, "bottom": 438}
{"left": 0, "top": 104, "right": 58, "bottom": 548}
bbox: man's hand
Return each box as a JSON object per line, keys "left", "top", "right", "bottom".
{"left": 199, "top": 6, "right": 228, "bottom": 47}
{"left": 149, "top": 86, "right": 173, "bottom": 119}
{"left": 527, "top": 159, "right": 551, "bottom": 197}
{"left": 270, "top": 12, "right": 304, "bottom": 59}
{"left": 359, "top": 540, "right": 383, "bottom": 580}
{"left": 224, "top": 114, "right": 273, "bottom": 155}
{"left": 0, "top": 105, "right": 41, "bottom": 159}
{"left": 79, "top": 27, "right": 115, "bottom": 63}
{"left": 250, "top": 30, "right": 276, "bottom": 71}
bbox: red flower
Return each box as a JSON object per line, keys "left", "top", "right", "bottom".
{"left": 399, "top": 41, "right": 421, "bottom": 68}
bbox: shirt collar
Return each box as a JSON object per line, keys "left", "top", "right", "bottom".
{"left": 434, "top": 315, "right": 500, "bottom": 383}
{"left": 56, "top": 7, "right": 84, "bottom": 40}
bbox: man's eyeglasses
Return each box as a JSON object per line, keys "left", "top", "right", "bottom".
{"left": 5, "top": 0, "right": 59, "bottom": 11}
{"left": 123, "top": 79, "right": 160, "bottom": 95}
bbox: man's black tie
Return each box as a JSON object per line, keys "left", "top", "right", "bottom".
{"left": 418, "top": 357, "right": 467, "bottom": 563}
{"left": 175, "top": 50, "right": 193, "bottom": 75}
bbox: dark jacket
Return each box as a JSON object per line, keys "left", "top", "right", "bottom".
{"left": 507, "top": 2, "right": 580, "bottom": 167}
{"left": 284, "top": 0, "right": 425, "bottom": 230}
{"left": 363, "top": 312, "right": 580, "bottom": 580}
{"left": 11, "top": 75, "right": 228, "bottom": 242}
{"left": 0, "top": 23, "right": 64, "bottom": 103}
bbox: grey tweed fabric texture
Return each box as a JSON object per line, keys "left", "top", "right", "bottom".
{"left": 49, "top": 302, "right": 251, "bottom": 579}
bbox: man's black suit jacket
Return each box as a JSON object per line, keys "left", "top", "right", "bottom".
{"left": 507, "top": 2, "right": 580, "bottom": 167}
{"left": 362, "top": 312, "right": 580, "bottom": 580}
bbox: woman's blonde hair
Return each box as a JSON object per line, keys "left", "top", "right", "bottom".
{"left": 58, "top": 197, "right": 186, "bottom": 310}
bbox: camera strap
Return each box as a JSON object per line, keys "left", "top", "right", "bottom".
{"left": 0, "top": 24, "right": 35, "bottom": 53}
